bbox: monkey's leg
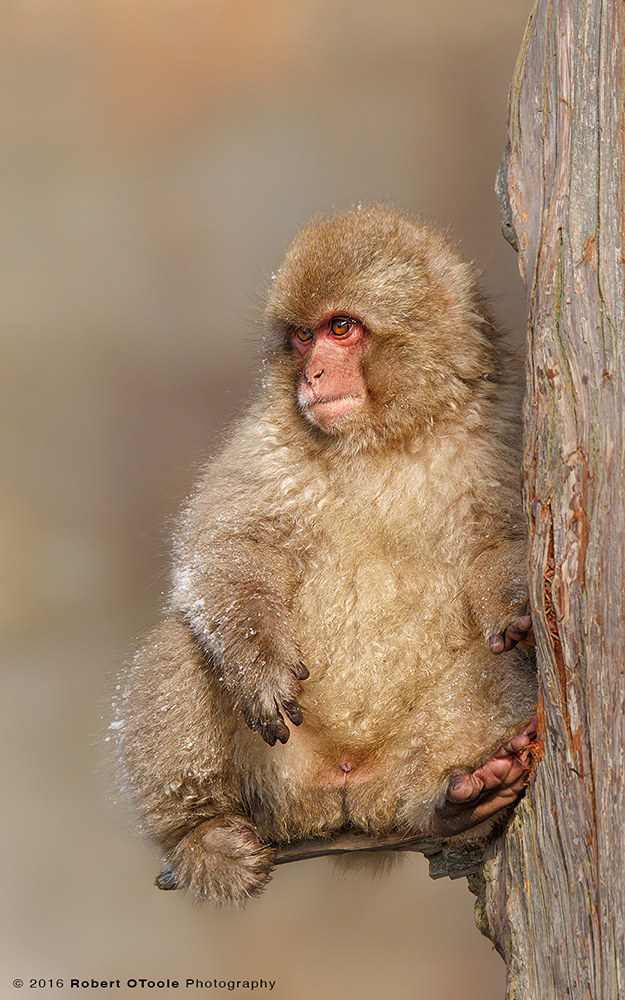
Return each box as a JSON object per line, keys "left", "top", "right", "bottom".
{"left": 158, "top": 815, "right": 275, "bottom": 905}
{"left": 431, "top": 716, "right": 538, "bottom": 837}
{"left": 120, "top": 615, "right": 276, "bottom": 904}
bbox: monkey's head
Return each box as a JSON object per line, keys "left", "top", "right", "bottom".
{"left": 265, "top": 204, "right": 502, "bottom": 451}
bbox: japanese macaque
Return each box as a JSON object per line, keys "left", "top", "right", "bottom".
{"left": 116, "top": 204, "right": 536, "bottom": 905}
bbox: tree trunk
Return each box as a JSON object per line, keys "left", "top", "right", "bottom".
{"left": 479, "top": 1, "right": 625, "bottom": 997}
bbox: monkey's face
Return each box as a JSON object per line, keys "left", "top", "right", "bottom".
{"left": 290, "top": 315, "right": 368, "bottom": 433}
{"left": 265, "top": 205, "right": 498, "bottom": 450}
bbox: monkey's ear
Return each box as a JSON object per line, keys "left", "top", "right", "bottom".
{"left": 261, "top": 313, "right": 293, "bottom": 358}
{"left": 431, "top": 249, "right": 477, "bottom": 321}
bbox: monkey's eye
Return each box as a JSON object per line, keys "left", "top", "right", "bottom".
{"left": 295, "top": 327, "right": 313, "bottom": 343}
{"left": 330, "top": 317, "right": 352, "bottom": 337}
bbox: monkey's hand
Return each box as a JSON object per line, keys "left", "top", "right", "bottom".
{"left": 236, "top": 654, "right": 309, "bottom": 747}
{"left": 205, "top": 613, "right": 309, "bottom": 746}
{"left": 431, "top": 716, "right": 538, "bottom": 837}
{"left": 489, "top": 609, "right": 534, "bottom": 654}
{"left": 175, "top": 583, "right": 309, "bottom": 745}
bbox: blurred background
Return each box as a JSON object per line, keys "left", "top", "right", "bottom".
{"left": 1, "top": 2, "right": 532, "bottom": 997}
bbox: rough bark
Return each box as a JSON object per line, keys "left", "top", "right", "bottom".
{"left": 269, "top": 6, "right": 625, "bottom": 995}
{"left": 479, "top": 1, "right": 625, "bottom": 997}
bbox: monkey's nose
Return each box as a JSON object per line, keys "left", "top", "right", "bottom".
{"left": 305, "top": 364, "right": 324, "bottom": 384}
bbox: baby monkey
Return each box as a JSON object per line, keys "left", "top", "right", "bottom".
{"left": 116, "top": 205, "right": 536, "bottom": 904}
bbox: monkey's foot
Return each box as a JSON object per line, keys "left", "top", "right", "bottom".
{"left": 160, "top": 815, "right": 275, "bottom": 905}
{"left": 432, "top": 716, "right": 538, "bottom": 838}
{"left": 489, "top": 611, "right": 534, "bottom": 654}
{"left": 241, "top": 659, "right": 309, "bottom": 746}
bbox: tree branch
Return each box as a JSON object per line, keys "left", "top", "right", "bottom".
{"left": 273, "top": 830, "right": 485, "bottom": 881}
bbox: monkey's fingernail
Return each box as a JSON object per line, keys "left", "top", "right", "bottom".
{"left": 261, "top": 726, "right": 278, "bottom": 747}
{"left": 282, "top": 700, "right": 303, "bottom": 724}
{"left": 294, "top": 661, "right": 310, "bottom": 679}
{"left": 272, "top": 715, "right": 290, "bottom": 743}
{"left": 489, "top": 635, "right": 504, "bottom": 653}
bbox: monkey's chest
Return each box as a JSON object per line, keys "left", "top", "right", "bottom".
{"left": 290, "top": 541, "right": 472, "bottom": 746}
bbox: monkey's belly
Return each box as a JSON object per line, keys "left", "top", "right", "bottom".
{"left": 243, "top": 722, "right": 410, "bottom": 841}
{"left": 272, "top": 722, "right": 385, "bottom": 789}
{"left": 242, "top": 643, "right": 535, "bottom": 842}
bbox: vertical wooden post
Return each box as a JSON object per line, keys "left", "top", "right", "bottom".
{"left": 481, "top": 2, "right": 625, "bottom": 997}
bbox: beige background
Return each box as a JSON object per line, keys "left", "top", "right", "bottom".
{"left": 1, "top": 2, "right": 532, "bottom": 998}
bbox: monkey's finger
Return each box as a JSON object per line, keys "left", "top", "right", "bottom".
{"left": 434, "top": 772, "right": 529, "bottom": 836}
{"left": 281, "top": 700, "right": 303, "bottom": 725}
{"left": 434, "top": 749, "right": 532, "bottom": 835}
{"left": 246, "top": 716, "right": 279, "bottom": 746}
{"left": 489, "top": 614, "right": 533, "bottom": 654}
{"left": 446, "top": 738, "right": 533, "bottom": 805}
{"left": 270, "top": 706, "right": 291, "bottom": 743}
{"left": 476, "top": 751, "right": 530, "bottom": 791}
{"left": 256, "top": 722, "right": 278, "bottom": 746}
{"left": 246, "top": 716, "right": 272, "bottom": 741}
{"left": 259, "top": 711, "right": 290, "bottom": 746}
{"left": 269, "top": 717, "right": 291, "bottom": 745}
{"left": 293, "top": 660, "right": 309, "bottom": 680}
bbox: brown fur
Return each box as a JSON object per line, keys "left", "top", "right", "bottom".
{"left": 115, "top": 205, "right": 536, "bottom": 904}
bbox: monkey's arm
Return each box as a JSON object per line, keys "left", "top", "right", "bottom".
{"left": 170, "top": 459, "right": 308, "bottom": 746}
{"left": 466, "top": 532, "right": 531, "bottom": 652}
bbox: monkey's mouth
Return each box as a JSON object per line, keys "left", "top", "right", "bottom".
{"left": 301, "top": 393, "right": 364, "bottom": 424}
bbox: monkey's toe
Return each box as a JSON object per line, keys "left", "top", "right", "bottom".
{"left": 155, "top": 867, "right": 178, "bottom": 890}
{"left": 432, "top": 717, "right": 538, "bottom": 837}
{"left": 165, "top": 815, "right": 275, "bottom": 905}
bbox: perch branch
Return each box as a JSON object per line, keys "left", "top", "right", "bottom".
{"left": 156, "top": 829, "right": 486, "bottom": 889}
{"left": 272, "top": 830, "right": 485, "bottom": 880}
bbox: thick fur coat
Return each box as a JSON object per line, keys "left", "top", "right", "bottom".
{"left": 116, "top": 206, "right": 536, "bottom": 902}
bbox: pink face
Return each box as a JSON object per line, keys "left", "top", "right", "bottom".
{"left": 290, "top": 316, "right": 368, "bottom": 432}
